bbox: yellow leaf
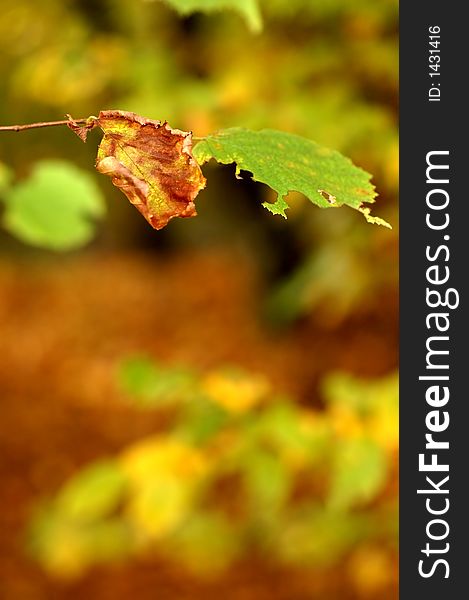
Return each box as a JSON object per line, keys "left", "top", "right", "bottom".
{"left": 202, "top": 370, "right": 270, "bottom": 414}
{"left": 119, "top": 436, "right": 207, "bottom": 488}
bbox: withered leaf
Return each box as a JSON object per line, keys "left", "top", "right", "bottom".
{"left": 68, "top": 110, "right": 206, "bottom": 230}
{"left": 66, "top": 114, "right": 98, "bottom": 142}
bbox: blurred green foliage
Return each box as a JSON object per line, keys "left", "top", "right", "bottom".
{"left": 0, "top": 161, "right": 12, "bottom": 195}
{"left": 0, "top": 121, "right": 387, "bottom": 249}
{"left": 1, "top": 0, "right": 398, "bottom": 592}
{"left": 158, "top": 0, "right": 263, "bottom": 32}
{"left": 265, "top": 206, "right": 398, "bottom": 326}
{"left": 119, "top": 356, "right": 198, "bottom": 407}
{"left": 0, "top": 0, "right": 397, "bottom": 247}
{"left": 0, "top": 0, "right": 398, "bottom": 335}
{"left": 0, "top": 160, "right": 105, "bottom": 249}
{"left": 29, "top": 358, "right": 398, "bottom": 578}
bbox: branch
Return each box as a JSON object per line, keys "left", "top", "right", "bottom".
{"left": 0, "top": 118, "right": 88, "bottom": 132}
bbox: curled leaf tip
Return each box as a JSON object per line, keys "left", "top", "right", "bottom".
{"left": 359, "top": 206, "right": 392, "bottom": 229}
{"left": 262, "top": 195, "right": 289, "bottom": 218}
{"left": 66, "top": 114, "right": 99, "bottom": 143}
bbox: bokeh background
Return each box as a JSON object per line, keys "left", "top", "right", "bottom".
{"left": 0, "top": 1, "right": 398, "bottom": 598}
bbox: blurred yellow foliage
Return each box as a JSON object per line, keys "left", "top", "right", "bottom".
{"left": 6, "top": 0, "right": 398, "bottom": 592}
{"left": 331, "top": 405, "right": 364, "bottom": 440}
{"left": 202, "top": 370, "right": 270, "bottom": 414}
{"left": 348, "top": 546, "right": 395, "bottom": 597}
{"left": 12, "top": 38, "right": 128, "bottom": 108}
{"left": 121, "top": 437, "right": 209, "bottom": 541}
{"left": 29, "top": 361, "right": 397, "bottom": 580}
{"left": 126, "top": 478, "right": 194, "bottom": 541}
{"left": 120, "top": 436, "right": 208, "bottom": 487}
{"left": 325, "top": 372, "right": 398, "bottom": 452}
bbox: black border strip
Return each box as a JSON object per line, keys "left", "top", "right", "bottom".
{"left": 400, "top": 2, "right": 467, "bottom": 596}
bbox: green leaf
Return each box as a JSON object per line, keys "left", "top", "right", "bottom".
{"left": 127, "top": 477, "right": 194, "bottom": 539}
{"left": 118, "top": 356, "right": 195, "bottom": 407}
{"left": 1, "top": 160, "right": 105, "bottom": 250}
{"left": 243, "top": 449, "right": 290, "bottom": 514}
{"left": 328, "top": 438, "right": 387, "bottom": 510}
{"left": 0, "top": 162, "right": 13, "bottom": 196}
{"left": 56, "top": 460, "right": 127, "bottom": 523}
{"left": 277, "top": 505, "right": 370, "bottom": 566}
{"left": 256, "top": 402, "right": 331, "bottom": 461}
{"left": 194, "top": 128, "right": 390, "bottom": 227}
{"left": 170, "top": 512, "right": 240, "bottom": 573}
{"left": 118, "top": 357, "right": 162, "bottom": 401}
{"left": 157, "top": 0, "right": 262, "bottom": 32}
{"left": 29, "top": 512, "right": 131, "bottom": 577}
{"left": 322, "top": 372, "right": 399, "bottom": 418}
{"left": 179, "top": 399, "right": 228, "bottom": 445}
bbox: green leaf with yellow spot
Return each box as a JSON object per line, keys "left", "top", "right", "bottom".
{"left": 193, "top": 128, "right": 390, "bottom": 227}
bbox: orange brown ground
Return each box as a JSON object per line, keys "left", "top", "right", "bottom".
{"left": 0, "top": 249, "right": 398, "bottom": 600}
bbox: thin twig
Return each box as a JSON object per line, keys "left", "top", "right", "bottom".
{"left": 0, "top": 118, "right": 88, "bottom": 132}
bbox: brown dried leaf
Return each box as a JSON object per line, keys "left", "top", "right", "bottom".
{"left": 66, "top": 115, "right": 98, "bottom": 143}
{"left": 69, "top": 110, "right": 206, "bottom": 230}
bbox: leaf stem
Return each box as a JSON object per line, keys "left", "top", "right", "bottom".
{"left": 0, "top": 118, "right": 88, "bottom": 132}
